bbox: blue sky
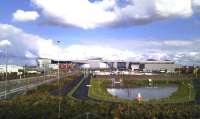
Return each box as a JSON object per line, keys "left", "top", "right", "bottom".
{"left": 0, "top": 0, "right": 200, "bottom": 65}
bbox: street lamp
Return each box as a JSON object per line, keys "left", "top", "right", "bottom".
{"left": 57, "top": 40, "right": 61, "bottom": 119}
{"left": 0, "top": 40, "right": 11, "bottom": 99}
{"left": 188, "top": 83, "right": 193, "bottom": 100}
{"left": 43, "top": 64, "right": 46, "bottom": 81}
{"left": 5, "top": 43, "right": 8, "bottom": 99}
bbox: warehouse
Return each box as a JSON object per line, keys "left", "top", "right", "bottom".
{"left": 78, "top": 58, "right": 110, "bottom": 69}
{"left": 139, "top": 61, "right": 177, "bottom": 73}
{"left": 37, "top": 58, "right": 177, "bottom": 73}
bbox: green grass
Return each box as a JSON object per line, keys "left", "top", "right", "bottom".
{"left": 148, "top": 82, "right": 196, "bottom": 104}
{"left": 88, "top": 77, "right": 196, "bottom": 104}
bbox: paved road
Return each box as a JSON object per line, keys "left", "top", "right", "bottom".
{"left": 73, "top": 75, "right": 91, "bottom": 100}
{"left": 50, "top": 75, "right": 83, "bottom": 96}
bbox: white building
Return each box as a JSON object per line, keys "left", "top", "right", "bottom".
{"left": 0, "top": 65, "right": 23, "bottom": 73}
{"left": 80, "top": 60, "right": 109, "bottom": 69}
{"left": 48, "top": 64, "right": 59, "bottom": 70}
{"left": 140, "top": 61, "right": 177, "bottom": 72}
{"left": 37, "top": 58, "right": 52, "bottom": 68}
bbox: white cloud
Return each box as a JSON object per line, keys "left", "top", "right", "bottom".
{"left": 155, "top": 0, "right": 193, "bottom": 17}
{"left": 0, "top": 23, "right": 56, "bottom": 65}
{"left": 64, "top": 38, "right": 200, "bottom": 64}
{"left": 0, "top": 23, "right": 200, "bottom": 65}
{"left": 0, "top": 23, "right": 139, "bottom": 64}
{"left": 12, "top": 9, "right": 39, "bottom": 22}
{"left": 174, "top": 51, "right": 200, "bottom": 64}
{"left": 62, "top": 45, "right": 138, "bottom": 60}
{"left": 31, "top": 0, "right": 116, "bottom": 29}
{"left": 0, "top": 40, "right": 11, "bottom": 47}
{"left": 163, "top": 40, "right": 193, "bottom": 46}
{"left": 30, "top": 0, "right": 200, "bottom": 29}
{"left": 193, "top": 0, "right": 200, "bottom": 7}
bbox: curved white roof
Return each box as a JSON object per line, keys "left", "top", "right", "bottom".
{"left": 80, "top": 62, "right": 109, "bottom": 69}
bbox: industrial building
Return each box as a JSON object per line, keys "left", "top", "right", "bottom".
{"left": 140, "top": 61, "right": 177, "bottom": 73}
{"left": 37, "top": 58, "right": 74, "bottom": 70}
{"left": 0, "top": 65, "right": 23, "bottom": 73}
{"left": 103, "top": 60, "right": 177, "bottom": 72}
{"left": 37, "top": 58, "right": 178, "bottom": 73}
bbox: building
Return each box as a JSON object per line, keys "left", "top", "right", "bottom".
{"left": 37, "top": 58, "right": 73, "bottom": 70}
{"left": 0, "top": 65, "right": 23, "bottom": 73}
{"left": 37, "top": 58, "right": 52, "bottom": 68}
{"left": 74, "top": 58, "right": 110, "bottom": 69}
{"left": 36, "top": 58, "right": 177, "bottom": 73}
{"left": 103, "top": 60, "right": 177, "bottom": 72}
{"left": 139, "top": 61, "right": 177, "bottom": 73}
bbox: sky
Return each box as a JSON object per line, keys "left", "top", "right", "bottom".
{"left": 0, "top": 0, "right": 200, "bottom": 66}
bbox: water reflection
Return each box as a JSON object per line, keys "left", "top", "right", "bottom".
{"left": 107, "top": 85, "right": 178, "bottom": 100}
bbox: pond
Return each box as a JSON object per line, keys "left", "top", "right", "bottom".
{"left": 107, "top": 85, "right": 178, "bottom": 100}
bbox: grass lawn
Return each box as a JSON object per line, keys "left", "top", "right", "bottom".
{"left": 88, "top": 76, "right": 196, "bottom": 104}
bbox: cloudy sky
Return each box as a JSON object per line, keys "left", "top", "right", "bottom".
{"left": 0, "top": 0, "right": 200, "bottom": 65}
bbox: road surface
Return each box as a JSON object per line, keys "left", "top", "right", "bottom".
{"left": 50, "top": 75, "right": 83, "bottom": 96}
{"left": 73, "top": 75, "right": 91, "bottom": 100}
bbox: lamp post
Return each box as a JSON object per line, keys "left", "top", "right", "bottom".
{"left": 57, "top": 40, "right": 61, "bottom": 119}
{"left": 43, "top": 64, "right": 45, "bottom": 81}
{"left": 24, "top": 65, "right": 28, "bottom": 94}
{"left": 179, "top": 63, "right": 181, "bottom": 78}
{"left": 0, "top": 40, "right": 11, "bottom": 99}
{"left": 194, "top": 67, "right": 199, "bottom": 79}
{"left": 188, "top": 83, "right": 193, "bottom": 100}
{"left": 4, "top": 44, "right": 8, "bottom": 99}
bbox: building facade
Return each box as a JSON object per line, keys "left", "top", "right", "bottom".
{"left": 0, "top": 65, "right": 23, "bottom": 73}
{"left": 37, "top": 58, "right": 177, "bottom": 73}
